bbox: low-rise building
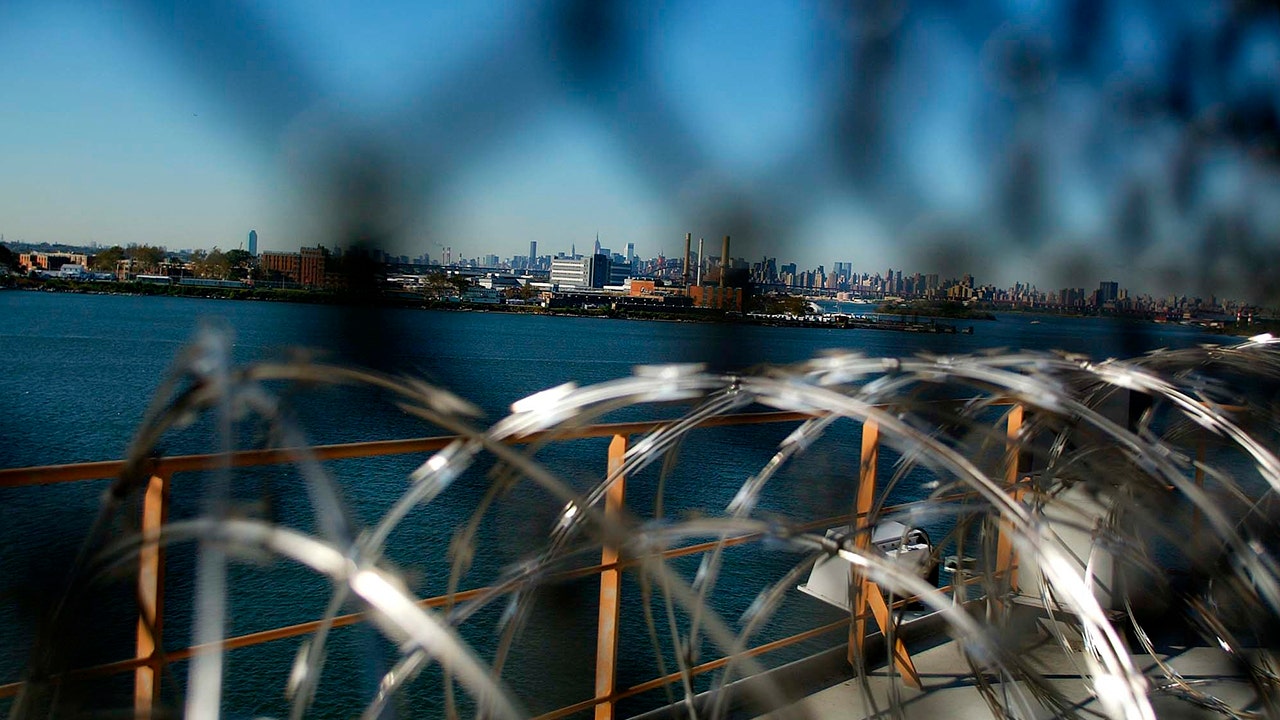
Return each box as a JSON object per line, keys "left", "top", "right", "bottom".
{"left": 689, "top": 285, "right": 744, "bottom": 312}
{"left": 19, "top": 252, "right": 89, "bottom": 273}
{"left": 477, "top": 274, "right": 521, "bottom": 291}
{"left": 550, "top": 254, "right": 610, "bottom": 289}
{"left": 460, "top": 287, "right": 503, "bottom": 304}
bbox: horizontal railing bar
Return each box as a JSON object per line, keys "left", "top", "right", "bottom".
{"left": 0, "top": 397, "right": 1036, "bottom": 488}
{"left": 530, "top": 574, "right": 1004, "bottom": 720}
{"left": 0, "top": 485, "right": 1003, "bottom": 700}
{"left": 10, "top": 395, "right": 1238, "bottom": 488}
{"left": 0, "top": 411, "right": 822, "bottom": 488}
{"left": 530, "top": 619, "right": 853, "bottom": 720}
{"left": 0, "top": 567, "right": 1003, "bottom": 707}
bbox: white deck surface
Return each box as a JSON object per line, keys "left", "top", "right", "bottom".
{"left": 766, "top": 629, "right": 1263, "bottom": 719}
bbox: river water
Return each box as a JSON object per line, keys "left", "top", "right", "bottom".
{"left": 0, "top": 291, "right": 1216, "bottom": 717}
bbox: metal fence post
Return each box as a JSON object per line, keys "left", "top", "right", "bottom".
{"left": 996, "top": 405, "right": 1024, "bottom": 594}
{"left": 595, "top": 435, "right": 627, "bottom": 720}
{"left": 850, "top": 420, "right": 878, "bottom": 661}
{"left": 849, "top": 420, "right": 921, "bottom": 688}
{"left": 135, "top": 472, "right": 170, "bottom": 717}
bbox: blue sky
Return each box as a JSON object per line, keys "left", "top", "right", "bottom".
{"left": 2, "top": 0, "right": 1278, "bottom": 298}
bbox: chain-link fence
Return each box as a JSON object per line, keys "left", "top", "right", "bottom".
{"left": 7, "top": 0, "right": 1279, "bottom": 307}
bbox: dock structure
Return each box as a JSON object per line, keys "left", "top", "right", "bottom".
{"left": 2, "top": 339, "right": 1277, "bottom": 719}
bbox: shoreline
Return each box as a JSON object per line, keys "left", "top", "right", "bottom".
{"left": 4, "top": 278, "right": 1263, "bottom": 337}
{"left": 4, "top": 280, "right": 975, "bottom": 334}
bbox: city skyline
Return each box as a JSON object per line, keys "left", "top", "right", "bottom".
{"left": 4, "top": 233, "right": 1261, "bottom": 310}
{"left": 2, "top": 2, "right": 1277, "bottom": 303}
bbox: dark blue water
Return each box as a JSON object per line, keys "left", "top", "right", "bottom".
{"left": 0, "top": 291, "right": 1215, "bottom": 716}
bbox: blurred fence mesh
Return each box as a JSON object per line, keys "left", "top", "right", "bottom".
{"left": 69, "top": 0, "right": 1280, "bottom": 313}
{"left": 7, "top": 2, "right": 1280, "bottom": 718}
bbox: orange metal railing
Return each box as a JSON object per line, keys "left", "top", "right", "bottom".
{"left": 0, "top": 407, "right": 1026, "bottom": 718}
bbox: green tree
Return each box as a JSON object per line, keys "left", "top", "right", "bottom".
{"left": 504, "top": 283, "right": 539, "bottom": 301}
{"left": 422, "top": 272, "right": 463, "bottom": 298}
{"left": 447, "top": 275, "right": 473, "bottom": 295}
{"left": 191, "top": 248, "right": 231, "bottom": 279}
{"left": 127, "top": 244, "right": 166, "bottom": 271}
{"left": 224, "top": 249, "right": 253, "bottom": 280}
{"left": 91, "top": 246, "right": 125, "bottom": 271}
{"left": 225, "top": 249, "right": 252, "bottom": 269}
{"left": 0, "top": 244, "right": 16, "bottom": 271}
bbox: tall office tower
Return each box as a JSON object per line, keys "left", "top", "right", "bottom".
{"left": 444, "top": 246, "right": 452, "bottom": 265}
{"left": 682, "top": 233, "right": 692, "bottom": 287}
{"left": 626, "top": 242, "right": 634, "bottom": 265}
{"left": 529, "top": 241, "right": 537, "bottom": 266}
{"left": 594, "top": 233, "right": 601, "bottom": 257}
{"left": 248, "top": 230, "right": 258, "bottom": 256}
{"left": 719, "top": 236, "right": 730, "bottom": 288}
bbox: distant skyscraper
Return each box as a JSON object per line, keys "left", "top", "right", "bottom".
{"left": 529, "top": 241, "right": 537, "bottom": 266}
{"left": 594, "top": 233, "right": 601, "bottom": 257}
{"left": 626, "top": 242, "right": 634, "bottom": 264}
{"left": 248, "top": 230, "right": 258, "bottom": 256}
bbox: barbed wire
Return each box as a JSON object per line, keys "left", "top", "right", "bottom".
{"left": 13, "top": 329, "right": 1280, "bottom": 718}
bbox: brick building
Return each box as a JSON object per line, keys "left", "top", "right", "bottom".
{"left": 261, "top": 247, "right": 328, "bottom": 287}
{"left": 19, "top": 252, "right": 89, "bottom": 273}
{"left": 688, "top": 285, "right": 744, "bottom": 311}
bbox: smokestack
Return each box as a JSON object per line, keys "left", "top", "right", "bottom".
{"left": 720, "top": 235, "right": 730, "bottom": 289}
{"left": 682, "top": 232, "right": 691, "bottom": 288}
{"left": 696, "top": 238, "right": 704, "bottom": 285}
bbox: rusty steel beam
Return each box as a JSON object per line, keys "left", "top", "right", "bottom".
{"left": 134, "top": 473, "right": 170, "bottom": 716}
{"left": 594, "top": 434, "right": 628, "bottom": 720}
{"left": 850, "top": 419, "right": 879, "bottom": 663}
{"left": 862, "top": 582, "right": 922, "bottom": 688}
{"left": 995, "top": 405, "right": 1024, "bottom": 594}
{"left": 846, "top": 419, "right": 922, "bottom": 687}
